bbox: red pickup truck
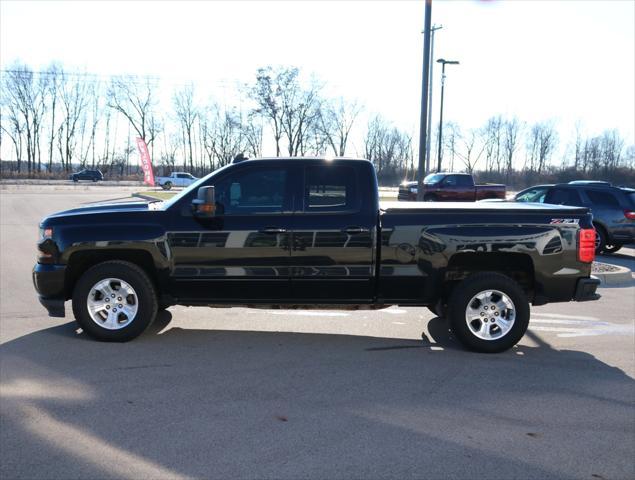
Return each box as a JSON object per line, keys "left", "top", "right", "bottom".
{"left": 399, "top": 173, "right": 506, "bottom": 202}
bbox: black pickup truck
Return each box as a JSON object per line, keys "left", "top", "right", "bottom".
{"left": 33, "top": 158, "right": 600, "bottom": 352}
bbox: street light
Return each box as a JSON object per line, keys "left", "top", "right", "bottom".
{"left": 436, "top": 58, "right": 459, "bottom": 172}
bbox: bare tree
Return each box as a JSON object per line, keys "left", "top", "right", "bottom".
{"left": 249, "top": 67, "right": 287, "bottom": 156}
{"left": 173, "top": 84, "right": 198, "bottom": 172}
{"left": 482, "top": 116, "right": 503, "bottom": 172}
{"left": 441, "top": 122, "right": 461, "bottom": 172}
{"left": 279, "top": 71, "right": 322, "bottom": 156}
{"left": 503, "top": 117, "right": 522, "bottom": 180}
{"left": 81, "top": 82, "right": 102, "bottom": 168}
{"left": 2, "top": 64, "right": 48, "bottom": 173}
{"left": 201, "top": 105, "right": 247, "bottom": 169}
{"left": 108, "top": 76, "right": 160, "bottom": 153}
{"left": 240, "top": 114, "right": 263, "bottom": 158}
{"left": 56, "top": 71, "right": 90, "bottom": 170}
{"left": 318, "top": 98, "right": 362, "bottom": 156}
{"left": 526, "top": 121, "right": 558, "bottom": 173}
{"left": 456, "top": 129, "right": 487, "bottom": 174}
{"left": 249, "top": 66, "right": 322, "bottom": 156}
{"left": 599, "top": 129, "right": 624, "bottom": 174}
{"left": 0, "top": 82, "right": 25, "bottom": 171}
{"left": 364, "top": 115, "right": 412, "bottom": 183}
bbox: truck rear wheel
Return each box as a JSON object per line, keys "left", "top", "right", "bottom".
{"left": 72, "top": 260, "right": 158, "bottom": 342}
{"left": 447, "top": 273, "right": 529, "bottom": 353}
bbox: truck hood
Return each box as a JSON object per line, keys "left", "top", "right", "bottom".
{"left": 45, "top": 201, "right": 152, "bottom": 219}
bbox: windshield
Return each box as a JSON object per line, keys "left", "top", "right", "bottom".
{"left": 423, "top": 174, "right": 446, "bottom": 185}
{"left": 160, "top": 164, "right": 232, "bottom": 210}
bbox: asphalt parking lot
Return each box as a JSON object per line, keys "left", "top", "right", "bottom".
{"left": 1, "top": 186, "right": 634, "bottom": 480}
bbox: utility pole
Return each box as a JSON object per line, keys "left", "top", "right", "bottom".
{"left": 436, "top": 58, "right": 459, "bottom": 172}
{"left": 425, "top": 24, "right": 442, "bottom": 176}
{"left": 416, "top": 0, "right": 433, "bottom": 201}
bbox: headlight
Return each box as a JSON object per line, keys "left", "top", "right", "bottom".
{"left": 409, "top": 187, "right": 418, "bottom": 194}
{"left": 39, "top": 227, "right": 53, "bottom": 239}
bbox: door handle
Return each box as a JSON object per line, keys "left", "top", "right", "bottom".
{"left": 260, "top": 227, "right": 287, "bottom": 234}
{"left": 343, "top": 226, "right": 369, "bottom": 235}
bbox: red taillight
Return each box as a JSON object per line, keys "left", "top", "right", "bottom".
{"left": 578, "top": 228, "right": 596, "bottom": 263}
{"left": 624, "top": 210, "right": 635, "bottom": 220}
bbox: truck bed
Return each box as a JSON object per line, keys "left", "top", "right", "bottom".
{"left": 380, "top": 200, "right": 588, "bottom": 215}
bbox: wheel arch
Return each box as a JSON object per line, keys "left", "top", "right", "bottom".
{"left": 443, "top": 252, "right": 535, "bottom": 300}
{"left": 64, "top": 249, "right": 159, "bottom": 299}
{"left": 592, "top": 220, "right": 610, "bottom": 241}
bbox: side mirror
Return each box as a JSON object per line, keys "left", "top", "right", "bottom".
{"left": 192, "top": 186, "right": 216, "bottom": 217}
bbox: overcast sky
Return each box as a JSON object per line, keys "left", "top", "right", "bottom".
{"left": 1, "top": 0, "right": 634, "bottom": 156}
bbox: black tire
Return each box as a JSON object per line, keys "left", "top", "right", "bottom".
{"left": 603, "top": 244, "right": 622, "bottom": 254}
{"left": 423, "top": 194, "right": 437, "bottom": 202}
{"left": 72, "top": 177, "right": 78, "bottom": 183}
{"left": 447, "top": 272, "right": 530, "bottom": 353}
{"left": 72, "top": 260, "right": 158, "bottom": 342}
{"left": 162, "top": 182, "right": 172, "bottom": 191}
{"left": 92, "top": 178, "right": 98, "bottom": 182}
{"left": 593, "top": 223, "right": 607, "bottom": 255}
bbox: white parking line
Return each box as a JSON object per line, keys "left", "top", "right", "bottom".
{"left": 529, "top": 314, "right": 633, "bottom": 337}
{"left": 532, "top": 312, "right": 601, "bottom": 321}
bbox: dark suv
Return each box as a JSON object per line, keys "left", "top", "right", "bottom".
{"left": 514, "top": 182, "right": 635, "bottom": 253}
{"left": 69, "top": 169, "right": 103, "bottom": 183}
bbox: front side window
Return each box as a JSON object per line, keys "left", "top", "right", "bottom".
{"left": 214, "top": 167, "right": 289, "bottom": 215}
{"left": 516, "top": 187, "right": 549, "bottom": 203}
{"left": 423, "top": 173, "right": 445, "bottom": 185}
{"left": 305, "top": 165, "right": 358, "bottom": 212}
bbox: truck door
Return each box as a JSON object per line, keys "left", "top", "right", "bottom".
{"left": 167, "top": 164, "right": 296, "bottom": 302}
{"left": 455, "top": 174, "right": 476, "bottom": 201}
{"left": 290, "top": 164, "right": 375, "bottom": 302}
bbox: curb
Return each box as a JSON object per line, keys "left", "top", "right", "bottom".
{"left": 592, "top": 263, "right": 633, "bottom": 285}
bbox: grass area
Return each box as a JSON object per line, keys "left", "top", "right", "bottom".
{"left": 134, "top": 190, "right": 176, "bottom": 200}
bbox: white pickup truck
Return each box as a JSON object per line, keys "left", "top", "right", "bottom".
{"left": 155, "top": 172, "right": 198, "bottom": 190}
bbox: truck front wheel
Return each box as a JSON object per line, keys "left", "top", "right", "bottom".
{"left": 447, "top": 273, "right": 529, "bottom": 353}
{"left": 162, "top": 181, "right": 172, "bottom": 190}
{"left": 72, "top": 260, "right": 158, "bottom": 342}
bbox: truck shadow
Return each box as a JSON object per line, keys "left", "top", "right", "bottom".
{"left": 1, "top": 311, "right": 633, "bottom": 479}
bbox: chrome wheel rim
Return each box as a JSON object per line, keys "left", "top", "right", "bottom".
{"left": 465, "top": 289, "right": 516, "bottom": 341}
{"left": 86, "top": 278, "right": 138, "bottom": 330}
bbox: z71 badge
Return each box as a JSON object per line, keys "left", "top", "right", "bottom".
{"left": 550, "top": 218, "right": 580, "bottom": 224}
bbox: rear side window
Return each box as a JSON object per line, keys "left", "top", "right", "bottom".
{"left": 545, "top": 188, "right": 583, "bottom": 206}
{"left": 455, "top": 175, "right": 474, "bottom": 187}
{"left": 305, "top": 166, "right": 358, "bottom": 212}
{"left": 585, "top": 190, "right": 620, "bottom": 207}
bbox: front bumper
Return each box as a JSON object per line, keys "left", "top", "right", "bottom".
{"left": 33, "top": 263, "right": 67, "bottom": 317}
{"left": 398, "top": 190, "right": 417, "bottom": 201}
{"left": 573, "top": 276, "right": 601, "bottom": 302}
